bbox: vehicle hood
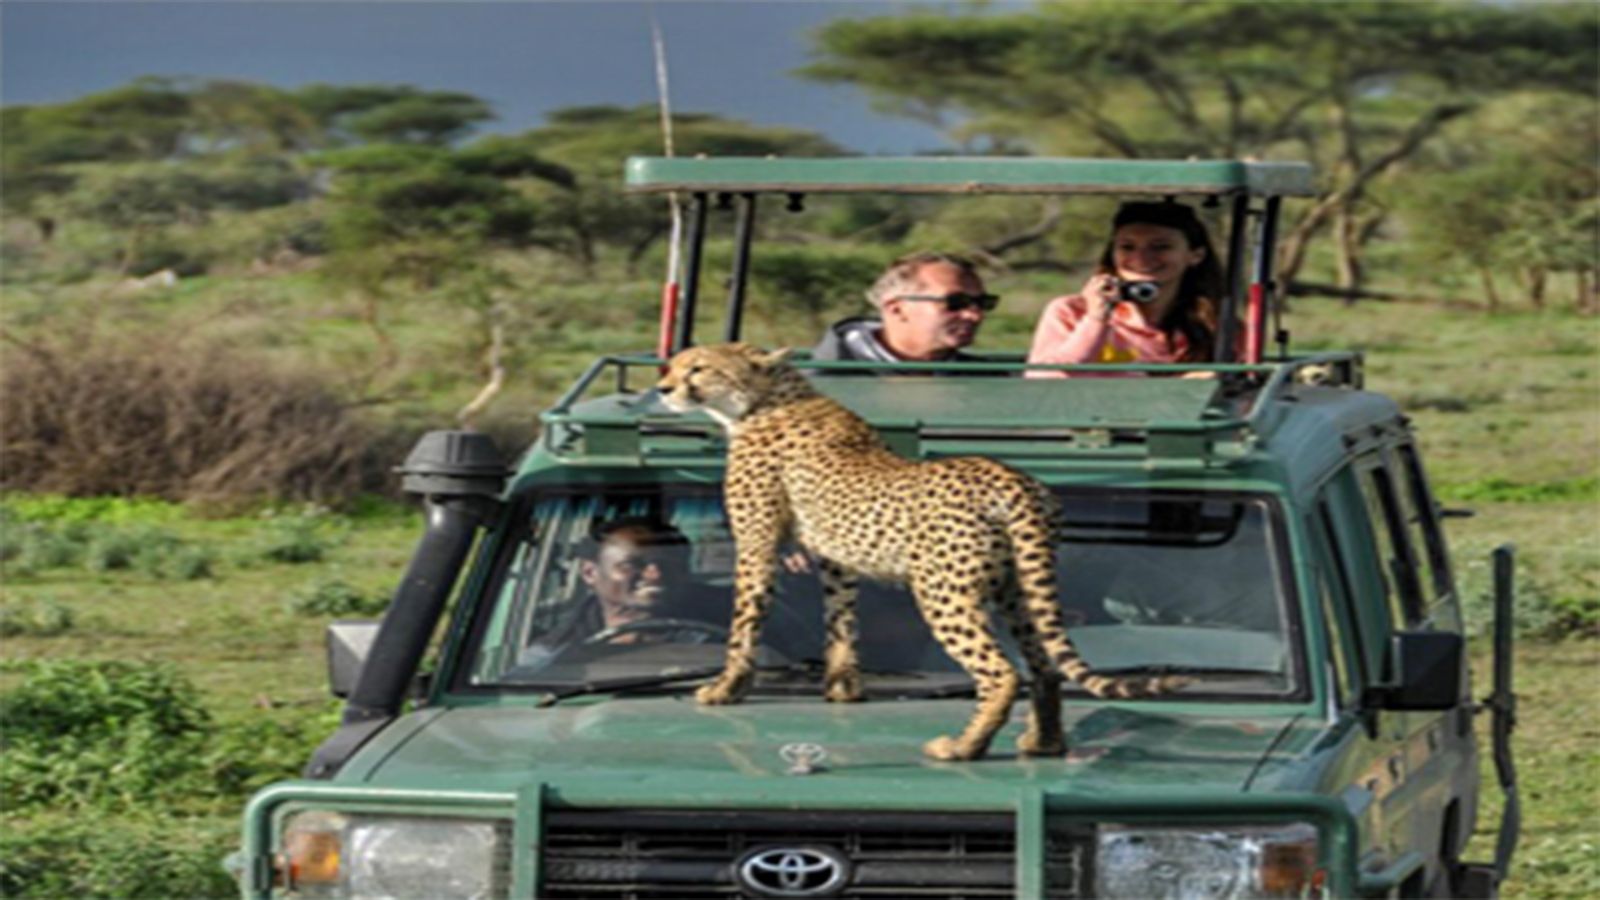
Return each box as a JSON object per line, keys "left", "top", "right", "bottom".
{"left": 344, "top": 697, "right": 1315, "bottom": 803}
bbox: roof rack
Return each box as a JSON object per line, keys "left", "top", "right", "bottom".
{"left": 537, "top": 353, "right": 1364, "bottom": 471}
{"left": 625, "top": 157, "right": 1316, "bottom": 198}
{"left": 619, "top": 155, "right": 1315, "bottom": 366}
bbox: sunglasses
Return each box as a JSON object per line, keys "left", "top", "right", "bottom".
{"left": 895, "top": 292, "right": 1001, "bottom": 313}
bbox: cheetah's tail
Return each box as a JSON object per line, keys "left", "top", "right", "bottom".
{"left": 1004, "top": 479, "right": 1189, "bottom": 700}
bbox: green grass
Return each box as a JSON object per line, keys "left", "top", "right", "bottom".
{"left": 1468, "top": 640, "right": 1600, "bottom": 899}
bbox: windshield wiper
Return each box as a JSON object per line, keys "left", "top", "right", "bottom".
{"left": 1087, "top": 664, "right": 1279, "bottom": 679}
{"left": 533, "top": 661, "right": 839, "bottom": 707}
{"left": 535, "top": 665, "right": 724, "bottom": 707}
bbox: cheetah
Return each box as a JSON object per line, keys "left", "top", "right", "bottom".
{"left": 656, "top": 343, "right": 1188, "bottom": 762}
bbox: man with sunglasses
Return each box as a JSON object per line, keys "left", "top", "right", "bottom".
{"left": 812, "top": 252, "right": 999, "bottom": 374}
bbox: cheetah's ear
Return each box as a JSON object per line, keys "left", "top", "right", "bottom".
{"left": 757, "top": 347, "right": 796, "bottom": 368}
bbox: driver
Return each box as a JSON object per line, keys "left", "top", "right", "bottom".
{"left": 538, "top": 516, "right": 714, "bottom": 649}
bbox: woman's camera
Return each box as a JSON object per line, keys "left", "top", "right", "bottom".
{"left": 1114, "top": 279, "right": 1161, "bottom": 304}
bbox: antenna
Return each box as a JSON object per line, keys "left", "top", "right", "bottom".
{"left": 650, "top": 4, "right": 684, "bottom": 359}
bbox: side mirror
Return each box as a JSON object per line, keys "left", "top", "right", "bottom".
{"left": 1372, "top": 630, "right": 1465, "bottom": 711}
{"left": 327, "top": 619, "right": 381, "bottom": 699}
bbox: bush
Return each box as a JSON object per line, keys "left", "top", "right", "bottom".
{"left": 0, "top": 660, "right": 328, "bottom": 815}
{"left": 0, "top": 814, "right": 238, "bottom": 900}
{"left": 289, "top": 575, "right": 388, "bottom": 617}
{"left": 0, "top": 660, "right": 212, "bottom": 812}
{"left": 0, "top": 597, "right": 77, "bottom": 637}
{"left": 0, "top": 332, "right": 389, "bottom": 505}
{"left": 259, "top": 506, "right": 342, "bottom": 564}
{"left": 0, "top": 509, "right": 215, "bottom": 581}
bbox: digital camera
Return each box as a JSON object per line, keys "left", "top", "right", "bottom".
{"left": 1115, "top": 279, "right": 1161, "bottom": 304}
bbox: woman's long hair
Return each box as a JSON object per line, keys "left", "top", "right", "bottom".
{"left": 1097, "top": 202, "right": 1228, "bottom": 362}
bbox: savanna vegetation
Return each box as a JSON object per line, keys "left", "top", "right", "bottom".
{"left": 1, "top": 2, "right": 1595, "bottom": 897}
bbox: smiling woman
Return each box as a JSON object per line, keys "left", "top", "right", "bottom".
{"left": 1026, "top": 201, "right": 1231, "bottom": 377}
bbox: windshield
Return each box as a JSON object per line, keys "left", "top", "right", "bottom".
{"left": 460, "top": 486, "right": 1300, "bottom": 699}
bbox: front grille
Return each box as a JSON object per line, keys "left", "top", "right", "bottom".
{"left": 539, "top": 809, "right": 1092, "bottom": 899}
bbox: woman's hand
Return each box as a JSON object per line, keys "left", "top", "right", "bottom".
{"left": 1081, "top": 274, "right": 1119, "bottom": 323}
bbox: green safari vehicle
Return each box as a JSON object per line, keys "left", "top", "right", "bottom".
{"left": 234, "top": 157, "right": 1520, "bottom": 899}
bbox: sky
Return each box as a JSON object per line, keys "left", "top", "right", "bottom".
{"left": 1, "top": 1, "right": 969, "bottom": 155}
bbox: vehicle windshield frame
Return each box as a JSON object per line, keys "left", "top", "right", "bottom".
{"left": 445, "top": 483, "right": 1309, "bottom": 704}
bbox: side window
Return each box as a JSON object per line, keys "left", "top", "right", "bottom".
{"left": 1355, "top": 459, "right": 1427, "bottom": 627}
{"left": 1314, "top": 552, "right": 1355, "bottom": 706}
{"left": 1313, "top": 502, "right": 1369, "bottom": 697}
{"left": 1316, "top": 469, "right": 1393, "bottom": 685}
{"left": 1394, "top": 444, "right": 1455, "bottom": 602}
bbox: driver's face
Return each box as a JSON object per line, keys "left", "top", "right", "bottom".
{"left": 582, "top": 530, "right": 688, "bottom": 625}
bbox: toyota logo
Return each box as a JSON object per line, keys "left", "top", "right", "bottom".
{"left": 734, "top": 845, "right": 851, "bottom": 898}
{"left": 778, "top": 742, "right": 828, "bottom": 775}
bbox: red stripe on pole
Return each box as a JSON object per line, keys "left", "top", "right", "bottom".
{"left": 658, "top": 282, "right": 680, "bottom": 362}
{"left": 1245, "top": 283, "right": 1265, "bottom": 363}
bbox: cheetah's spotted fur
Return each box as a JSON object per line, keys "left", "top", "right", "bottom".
{"left": 657, "top": 343, "right": 1187, "bottom": 761}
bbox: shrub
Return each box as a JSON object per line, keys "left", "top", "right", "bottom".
{"left": 288, "top": 575, "right": 388, "bottom": 617}
{"left": 0, "top": 597, "right": 77, "bottom": 637}
{"left": 84, "top": 526, "right": 148, "bottom": 572}
{"left": 0, "top": 332, "right": 388, "bottom": 505}
{"left": 0, "top": 660, "right": 212, "bottom": 812}
{"left": 0, "top": 510, "right": 216, "bottom": 581}
{"left": 166, "top": 544, "right": 217, "bottom": 581}
{"left": 204, "top": 715, "right": 330, "bottom": 796}
{"left": 259, "top": 506, "right": 342, "bottom": 564}
{"left": 0, "top": 814, "right": 238, "bottom": 900}
{"left": 6, "top": 523, "right": 85, "bottom": 572}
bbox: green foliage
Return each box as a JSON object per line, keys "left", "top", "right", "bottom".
{"left": 1392, "top": 92, "right": 1598, "bottom": 302}
{"left": 1, "top": 493, "right": 184, "bottom": 524}
{"left": 258, "top": 507, "right": 343, "bottom": 564}
{"left": 295, "top": 83, "right": 493, "bottom": 146}
{"left": 0, "top": 597, "right": 77, "bottom": 637}
{"left": 0, "top": 659, "right": 325, "bottom": 819}
{"left": 801, "top": 1, "right": 1599, "bottom": 285}
{"left": 54, "top": 162, "right": 213, "bottom": 232}
{"left": 0, "top": 502, "right": 215, "bottom": 581}
{"left": 0, "top": 660, "right": 211, "bottom": 811}
{"left": 288, "top": 574, "right": 389, "bottom": 617}
{"left": 0, "top": 814, "right": 239, "bottom": 900}
{"left": 747, "top": 244, "right": 888, "bottom": 332}
{"left": 1438, "top": 477, "right": 1599, "bottom": 504}
{"left": 325, "top": 153, "right": 539, "bottom": 247}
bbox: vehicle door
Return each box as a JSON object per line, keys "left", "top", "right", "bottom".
{"left": 1317, "top": 444, "right": 1470, "bottom": 885}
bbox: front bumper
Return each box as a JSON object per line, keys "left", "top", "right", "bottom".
{"left": 239, "top": 780, "right": 1374, "bottom": 899}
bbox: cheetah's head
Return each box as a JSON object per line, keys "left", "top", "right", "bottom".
{"left": 657, "top": 343, "right": 796, "bottom": 427}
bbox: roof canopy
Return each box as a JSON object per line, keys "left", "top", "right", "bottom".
{"left": 625, "top": 156, "right": 1316, "bottom": 198}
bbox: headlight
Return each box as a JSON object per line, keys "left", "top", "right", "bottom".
{"left": 1095, "top": 823, "right": 1324, "bottom": 900}
{"left": 281, "top": 811, "right": 507, "bottom": 900}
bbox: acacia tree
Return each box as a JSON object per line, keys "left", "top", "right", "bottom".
{"left": 317, "top": 142, "right": 571, "bottom": 418}
{"left": 293, "top": 84, "right": 494, "bottom": 146}
{"left": 1393, "top": 93, "right": 1599, "bottom": 312}
{"left": 3, "top": 78, "right": 316, "bottom": 242}
{"left": 506, "top": 106, "right": 842, "bottom": 272}
{"left": 803, "top": 1, "right": 1598, "bottom": 293}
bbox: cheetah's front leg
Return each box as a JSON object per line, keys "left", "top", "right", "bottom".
{"left": 696, "top": 543, "right": 777, "bottom": 705}
{"left": 819, "top": 559, "right": 862, "bottom": 703}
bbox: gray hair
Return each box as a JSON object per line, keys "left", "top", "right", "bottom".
{"left": 865, "top": 252, "right": 980, "bottom": 309}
